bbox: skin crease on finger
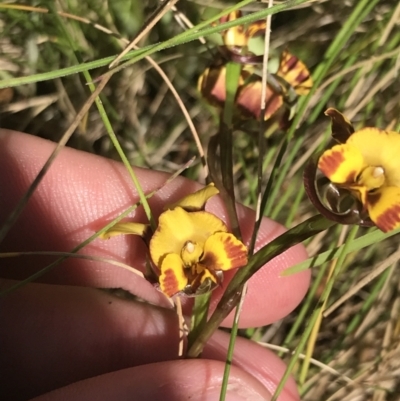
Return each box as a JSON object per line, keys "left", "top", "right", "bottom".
{"left": 0, "top": 278, "right": 299, "bottom": 401}
{"left": 0, "top": 130, "right": 310, "bottom": 328}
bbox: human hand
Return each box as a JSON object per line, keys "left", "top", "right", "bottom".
{"left": 0, "top": 130, "right": 310, "bottom": 401}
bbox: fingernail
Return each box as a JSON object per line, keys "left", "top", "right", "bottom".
{"left": 193, "top": 383, "right": 271, "bottom": 401}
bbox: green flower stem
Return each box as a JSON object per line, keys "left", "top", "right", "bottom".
{"left": 188, "top": 293, "right": 212, "bottom": 350}
{"left": 220, "top": 61, "right": 243, "bottom": 239}
{"left": 187, "top": 214, "right": 335, "bottom": 357}
{"left": 190, "top": 62, "right": 243, "bottom": 353}
{"left": 223, "top": 62, "right": 241, "bottom": 126}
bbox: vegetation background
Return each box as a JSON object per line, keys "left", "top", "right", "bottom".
{"left": 1, "top": 0, "right": 400, "bottom": 400}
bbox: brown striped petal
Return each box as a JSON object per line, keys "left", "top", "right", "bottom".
{"left": 367, "top": 187, "right": 400, "bottom": 232}
{"left": 202, "top": 232, "right": 248, "bottom": 271}
{"left": 159, "top": 253, "right": 188, "bottom": 297}
{"left": 277, "top": 50, "right": 312, "bottom": 96}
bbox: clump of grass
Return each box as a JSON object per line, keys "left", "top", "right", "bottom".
{"left": 1, "top": 1, "right": 400, "bottom": 400}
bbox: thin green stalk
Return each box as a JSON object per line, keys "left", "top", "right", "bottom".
{"left": 237, "top": 151, "right": 257, "bottom": 206}
{"left": 308, "top": 55, "right": 357, "bottom": 123}
{"left": 345, "top": 267, "right": 390, "bottom": 335}
{"left": 283, "top": 226, "right": 400, "bottom": 276}
{"left": 188, "top": 294, "right": 212, "bottom": 349}
{"left": 56, "top": 9, "right": 155, "bottom": 229}
{"left": 284, "top": 183, "right": 304, "bottom": 227}
{"left": 220, "top": 61, "right": 242, "bottom": 238}
{"left": 0, "top": 202, "right": 138, "bottom": 296}
{"left": 271, "top": 225, "right": 359, "bottom": 400}
{"left": 189, "top": 61, "right": 242, "bottom": 355}
{"left": 280, "top": 261, "right": 330, "bottom": 356}
{"left": 270, "top": 179, "right": 295, "bottom": 220}
{"left": 219, "top": 287, "right": 244, "bottom": 401}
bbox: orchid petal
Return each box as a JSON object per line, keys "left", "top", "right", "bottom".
{"left": 367, "top": 187, "right": 400, "bottom": 232}
{"left": 318, "top": 144, "right": 365, "bottom": 184}
{"left": 202, "top": 232, "right": 248, "bottom": 271}
{"left": 219, "top": 10, "right": 241, "bottom": 24}
{"left": 159, "top": 253, "right": 187, "bottom": 297}
{"left": 100, "top": 222, "right": 149, "bottom": 239}
{"left": 277, "top": 50, "right": 312, "bottom": 96}
{"left": 236, "top": 79, "right": 283, "bottom": 120}
{"left": 325, "top": 108, "right": 354, "bottom": 143}
{"left": 198, "top": 66, "right": 226, "bottom": 106}
{"left": 166, "top": 183, "right": 219, "bottom": 212}
{"left": 223, "top": 25, "right": 247, "bottom": 47}
{"left": 199, "top": 268, "right": 219, "bottom": 285}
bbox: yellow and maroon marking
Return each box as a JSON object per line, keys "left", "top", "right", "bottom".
{"left": 160, "top": 268, "right": 181, "bottom": 297}
{"left": 375, "top": 204, "right": 400, "bottom": 232}
{"left": 278, "top": 50, "right": 313, "bottom": 94}
{"left": 318, "top": 149, "right": 345, "bottom": 179}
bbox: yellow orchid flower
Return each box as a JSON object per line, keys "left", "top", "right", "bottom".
{"left": 101, "top": 184, "right": 248, "bottom": 297}
{"left": 150, "top": 205, "right": 248, "bottom": 297}
{"left": 317, "top": 108, "right": 400, "bottom": 233}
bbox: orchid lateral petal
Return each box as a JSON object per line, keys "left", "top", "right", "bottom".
{"left": 100, "top": 222, "right": 149, "bottom": 239}
{"left": 236, "top": 79, "right": 284, "bottom": 120}
{"left": 325, "top": 108, "right": 355, "bottom": 143}
{"left": 198, "top": 66, "right": 239, "bottom": 108}
{"left": 198, "top": 66, "right": 225, "bottom": 106}
{"left": 277, "top": 50, "right": 313, "bottom": 96}
{"left": 367, "top": 187, "right": 400, "bottom": 232}
{"left": 318, "top": 144, "right": 365, "bottom": 184}
{"left": 150, "top": 208, "right": 227, "bottom": 267}
{"left": 166, "top": 183, "right": 219, "bottom": 212}
{"left": 159, "top": 253, "right": 187, "bottom": 297}
{"left": 202, "top": 232, "right": 248, "bottom": 271}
